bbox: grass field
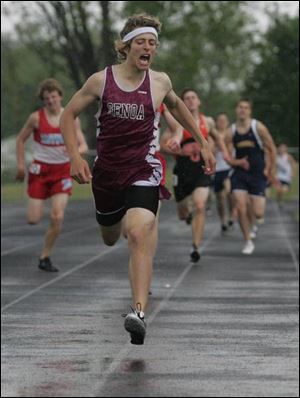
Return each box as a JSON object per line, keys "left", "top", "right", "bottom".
{"left": 1, "top": 165, "right": 299, "bottom": 204}
{"left": 1, "top": 180, "right": 93, "bottom": 202}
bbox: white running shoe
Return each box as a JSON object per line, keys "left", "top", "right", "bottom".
{"left": 242, "top": 240, "right": 255, "bottom": 255}
{"left": 250, "top": 225, "right": 258, "bottom": 240}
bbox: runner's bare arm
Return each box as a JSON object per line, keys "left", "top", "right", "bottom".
{"left": 15, "top": 112, "right": 38, "bottom": 181}
{"left": 224, "top": 128, "right": 234, "bottom": 159}
{"left": 60, "top": 72, "right": 103, "bottom": 161}
{"left": 160, "top": 127, "right": 182, "bottom": 155}
{"left": 208, "top": 135, "right": 215, "bottom": 153}
{"left": 263, "top": 147, "right": 271, "bottom": 177}
{"left": 74, "top": 118, "right": 89, "bottom": 155}
{"left": 163, "top": 106, "right": 183, "bottom": 137}
{"left": 288, "top": 154, "right": 298, "bottom": 177}
{"left": 257, "top": 122, "right": 277, "bottom": 178}
{"left": 60, "top": 72, "right": 104, "bottom": 183}
{"left": 161, "top": 106, "right": 183, "bottom": 153}
{"left": 207, "top": 118, "right": 230, "bottom": 161}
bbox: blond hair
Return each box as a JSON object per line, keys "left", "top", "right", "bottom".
{"left": 37, "top": 78, "right": 63, "bottom": 100}
{"left": 115, "top": 14, "right": 162, "bottom": 61}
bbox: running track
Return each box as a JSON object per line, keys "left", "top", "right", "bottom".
{"left": 1, "top": 199, "right": 299, "bottom": 397}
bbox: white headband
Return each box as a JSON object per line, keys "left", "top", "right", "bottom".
{"left": 122, "top": 27, "right": 158, "bottom": 43}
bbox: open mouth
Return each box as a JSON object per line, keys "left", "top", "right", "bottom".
{"left": 139, "top": 54, "right": 151, "bottom": 65}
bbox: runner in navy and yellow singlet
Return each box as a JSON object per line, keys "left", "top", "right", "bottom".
{"left": 225, "top": 98, "right": 277, "bottom": 255}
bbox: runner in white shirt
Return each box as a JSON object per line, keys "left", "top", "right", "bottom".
{"left": 275, "top": 143, "right": 297, "bottom": 204}
{"left": 213, "top": 113, "right": 236, "bottom": 233}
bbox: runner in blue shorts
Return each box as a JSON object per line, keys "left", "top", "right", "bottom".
{"left": 224, "top": 99, "right": 277, "bottom": 255}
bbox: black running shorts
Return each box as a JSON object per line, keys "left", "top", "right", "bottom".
{"left": 213, "top": 169, "right": 231, "bottom": 193}
{"left": 173, "top": 156, "right": 212, "bottom": 202}
{"left": 94, "top": 185, "right": 160, "bottom": 227}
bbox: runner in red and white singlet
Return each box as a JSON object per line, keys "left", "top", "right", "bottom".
{"left": 16, "top": 78, "right": 88, "bottom": 272}
{"left": 28, "top": 107, "right": 72, "bottom": 199}
{"left": 60, "top": 14, "right": 215, "bottom": 345}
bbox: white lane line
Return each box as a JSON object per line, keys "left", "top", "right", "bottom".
{"left": 2, "top": 242, "right": 43, "bottom": 257}
{"left": 1, "top": 218, "right": 186, "bottom": 312}
{"left": 1, "top": 224, "right": 97, "bottom": 256}
{"left": 1, "top": 218, "right": 180, "bottom": 312}
{"left": 93, "top": 225, "right": 220, "bottom": 397}
{"left": 1, "top": 241, "right": 126, "bottom": 313}
{"left": 147, "top": 225, "right": 219, "bottom": 323}
{"left": 1, "top": 223, "right": 46, "bottom": 233}
{"left": 274, "top": 202, "right": 299, "bottom": 276}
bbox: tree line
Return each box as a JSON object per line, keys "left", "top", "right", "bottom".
{"left": 1, "top": 1, "right": 299, "bottom": 147}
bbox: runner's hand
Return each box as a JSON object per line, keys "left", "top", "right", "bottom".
{"left": 268, "top": 172, "right": 280, "bottom": 188}
{"left": 263, "top": 167, "right": 269, "bottom": 178}
{"left": 71, "top": 156, "right": 92, "bottom": 184}
{"left": 166, "top": 137, "right": 181, "bottom": 154}
{"left": 15, "top": 167, "right": 25, "bottom": 182}
{"left": 238, "top": 157, "right": 250, "bottom": 171}
{"left": 200, "top": 146, "right": 216, "bottom": 175}
{"left": 223, "top": 153, "right": 231, "bottom": 164}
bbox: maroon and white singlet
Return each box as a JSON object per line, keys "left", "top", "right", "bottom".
{"left": 92, "top": 66, "right": 170, "bottom": 221}
{"left": 94, "top": 66, "right": 162, "bottom": 185}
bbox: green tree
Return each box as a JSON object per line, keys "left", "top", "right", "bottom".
{"left": 1, "top": 35, "right": 75, "bottom": 139}
{"left": 13, "top": 1, "right": 117, "bottom": 86}
{"left": 123, "top": 1, "right": 255, "bottom": 117}
{"left": 2, "top": 1, "right": 118, "bottom": 146}
{"left": 244, "top": 14, "right": 299, "bottom": 146}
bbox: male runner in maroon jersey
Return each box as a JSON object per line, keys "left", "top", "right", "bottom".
{"left": 60, "top": 14, "right": 215, "bottom": 345}
{"left": 16, "top": 78, "right": 88, "bottom": 272}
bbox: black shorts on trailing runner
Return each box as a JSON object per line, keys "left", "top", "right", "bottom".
{"left": 213, "top": 169, "right": 231, "bottom": 193}
{"left": 173, "top": 156, "right": 212, "bottom": 203}
{"left": 279, "top": 180, "right": 291, "bottom": 187}
{"left": 93, "top": 185, "right": 160, "bottom": 227}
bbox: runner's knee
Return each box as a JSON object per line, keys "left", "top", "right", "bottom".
{"left": 27, "top": 218, "right": 40, "bottom": 225}
{"left": 27, "top": 214, "right": 42, "bottom": 225}
{"left": 236, "top": 200, "right": 247, "bottom": 213}
{"left": 50, "top": 212, "right": 64, "bottom": 230}
{"left": 194, "top": 201, "right": 206, "bottom": 213}
{"left": 127, "top": 222, "right": 155, "bottom": 246}
{"left": 103, "top": 236, "right": 118, "bottom": 246}
{"left": 178, "top": 210, "right": 188, "bottom": 220}
{"left": 101, "top": 227, "right": 121, "bottom": 246}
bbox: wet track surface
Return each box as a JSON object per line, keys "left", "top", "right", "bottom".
{"left": 1, "top": 199, "right": 299, "bottom": 397}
